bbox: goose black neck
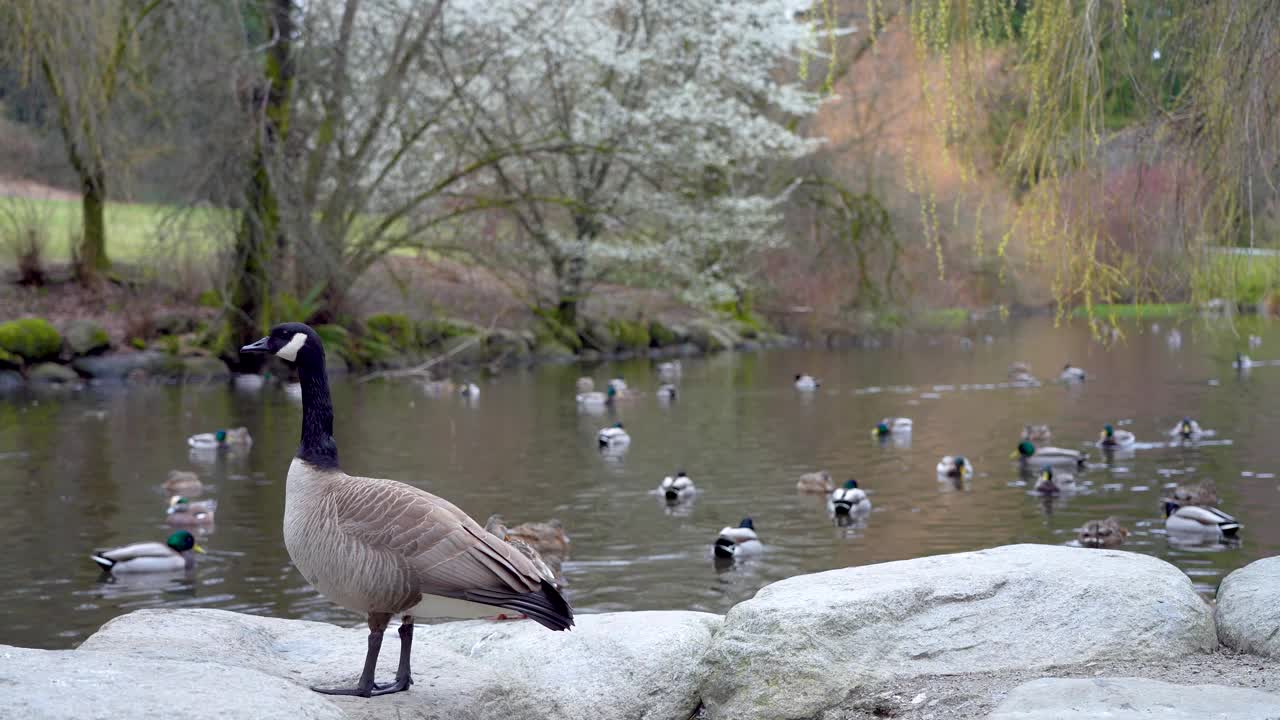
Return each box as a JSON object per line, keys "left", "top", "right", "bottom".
{"left": 296, "top": 351, "right": 339, "bottom": 469}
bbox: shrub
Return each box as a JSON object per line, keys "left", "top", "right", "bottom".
{"left": 608, "top": 318, "right": 651, "bottom": 350}
{"left": 366, "top": 313, "right": 416, "bottom": 348}
{"left": 648, "top": 320, "right": 677, "bottom": 347}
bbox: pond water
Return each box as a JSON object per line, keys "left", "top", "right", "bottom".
{"left": 2, "top": 315, "right": 1279, "bottom": 650}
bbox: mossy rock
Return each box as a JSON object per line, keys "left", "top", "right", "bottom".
{"left": 416, "top": 317, "right": 480, "bottom": 348}
{"left": 0, "top": 318, "right": 62, "bottom": 364}
{"left": 153, "top": 312, "right": 200, "bottom": 336}
{"left": 62, "top": 319, "right": 111, "bottom": 358}
{"left": 648, "top": 320, "right": 678, "bottom": 347}
{"left": 365, "top": 313, "right": 416, "bottom": 349}
{"left": 27, "top": 362, "right": 80, "bottom": 384}
{"left": 0, "top": 369, "right": 23, "bottom": 391}
{"left": 608, "top": 319, "right": 651, "bottom": 351}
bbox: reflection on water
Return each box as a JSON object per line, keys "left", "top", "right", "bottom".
{"left": 2, "top": 315, "right": 1280, "bottom": 649}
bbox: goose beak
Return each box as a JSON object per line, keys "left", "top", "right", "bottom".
{"left": 241, "top": 337, "right": 270, "bottom": 354}
{"left": 193, "top": 544, "right": 206, "bottom": 554}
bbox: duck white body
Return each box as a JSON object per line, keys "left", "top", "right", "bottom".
{"left": 575, "top": 377, "right": 595, "bottom": 393}
{"left": 188, "top": 427, "right": 252, "bottom": 450}
{"left": 937, "top": 456, "right": 974, "bottom": 478}
{"left": 1234, "top": 353, "right": 1254, "bottom": 370}
{"left": 658, "top": 472, "right": 696, "bottom": 501}
{"left": 657, "top": 361, "right": 682, "bottom": 381}
{"left": 459, "top": 383, "right": 480, "bottom": 398}
{"left": 1060, "top": 365, "right": 1087, "bottom": 383}
{"left": 656, "top": 384, "right": 678, "bottom": 401}
{"left": 1018, "top": 443, "right": 1087, "bottom": 468}
{"left": 828, "top": 483, "right": 871, "bottom": 515}
{"left": 1097, "top": 428, "right": 1136, "bottom": 448}
{"left": 607, "top": 378, "right": 628, "bottom": 393}
{"left": 598, "top": 424, "right": 631, "bottom": 447}
{"left": 91, "top": 531, "right": 202, "bottom": 574}
{"left": 793, "top": 374, "right": 819, "bottom": 391}
{"left": 576, "top": 391, "right": 610, "bottom": 408}
{"left": 166, "top": 497, "right": 217, "bottom": 526}
{"left": 1164, "top": 503, "right": 1241, "bottom": 540}
{"left": 713, "top": 521, "right": 762, "bottom": 559}
{"left": 234, "top": 373, "right": 266, "bottom": 391}
{"left": 873, "top": 418, "right": 913, "bottom": 436}
{"left": 1168, "top": 419, "right": 1206, "bottom": 440}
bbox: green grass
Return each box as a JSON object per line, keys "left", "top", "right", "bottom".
{"left": 1069, "top": 303, "right": 1193, "bottom": 319}
{"left": 915, "top": 307, "right": 971, "bottom": 330}
{"left": 1191, "top": 252, "right": 1280, "bottom": 306}
{"left": 0, "top": 195, "right": 228, "bottom": 263}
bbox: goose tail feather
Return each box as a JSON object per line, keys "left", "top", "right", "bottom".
{"left": 461, "top": 580, "right": 574, "bottom": 631}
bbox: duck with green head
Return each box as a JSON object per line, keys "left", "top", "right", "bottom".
{"left": 91, "top": 530, "right": 204, "bottom": 573}
{"left": 1014, "top": 440, "right": 1086, "bottom": 469}
{"left": 828, "top": 479, "right": 871, "bottom": 515}
{"left": 936, "top": 455, "right": 974, "bottom": 478}
{"left": 1097, "top": 424, "right": 1135, "bottom": 449}
{"left": 872, "top": 418, "right": 912, "bottom": 437}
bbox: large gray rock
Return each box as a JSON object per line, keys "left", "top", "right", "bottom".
{"left": 81, "top": 608, "right": 720, "bottom": 720}
{"left": 1217, "top": 556, "right": 1280, "bottom": 658}
{"left": 0, "top": 370, "right": 23, "bottom": 392}
{"left": 988, "top": 677, "right": 1280, "bottom": 719}
{"left": 701, "top": 544, "right": 1216, "bottom": 720}
{"left": 61, "top": 318, "right": 111, "bottom": 357}
{"left": 26, "top": 362, "right": 80, "bottom": 384}
{"left": 71, "top": 352, "right": 163, "bottom": 380}
{"left": 0, "top": 645, "right": 344, "bottom": 720}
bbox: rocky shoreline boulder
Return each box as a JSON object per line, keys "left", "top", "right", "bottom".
{"left": 76, "top": 608, "right": 721, "bottom": 720}
{"left": 988, "top": 677, "right": 1280, "bottom": 719}
{"left": 700, "top": 544, "right": 1216, "bottom": 720}
{"left": 1216, "top": 556, "right": 1280, "bottom": 658}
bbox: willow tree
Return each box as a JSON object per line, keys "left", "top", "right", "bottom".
{"left": 6, "top": 0, "right": 168, "bottom": 281}
{"left": 906, "top": 0, "right": 1280, "bottom": 318}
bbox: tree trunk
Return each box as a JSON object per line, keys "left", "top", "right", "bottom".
{"left": 78, "top": 168, "right": 109, "bottom": 280}
{"left": 555, "top": 254, "right": 586, "bottom": 327}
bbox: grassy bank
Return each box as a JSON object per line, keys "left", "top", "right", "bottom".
{"left": 1069, "top": 303, "right": 1194, "bottom": 320}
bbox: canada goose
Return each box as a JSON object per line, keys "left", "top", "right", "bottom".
{"left": 796, "top": 470, "right": 834, "bottom": 494}
{"left": 659, "top": 471, "right": 696, "bottom": 502}
{"left": 1015, "top": 440, "right": 1087, "bottom": 469}
{"left": 713, "top": 518, "right": 762, "bottom": 559}
{"left": 1022, "top": 424, "right": 1052, "bottom": 442}
{"left": 936, "top": 456, "right": 974, "bottom": 478}
{"left": 656, "top": 383, "right": 678, "bottom": 401}
{"left": 188, "top": 427, "right": 252, "bottom": 450}
{"left": 598, "top": 422, "right": 630, "bottom": 448}
{"left": 1234, "top": 353, "right": 1253, "bottom": 370}
{"left": 1033, "top": 467, "right": 1073, "bottom": 495}
{"left": 1168, "top": 417, "right": 1206, "bottom": 440}
{"left": 163, "top": 470, "right": 203, "bottom": 497}
{"left": 1097, "top": 424, "right": 1136, "bottom": 448}
{"left": 91, "top": 530, "right": 203, "bottom": 573}
{"left": 575, "top": 377, "right": 595, "bottom": 393}
{"left": 459, "top": 382, "right": 480, "bottom": 398}
{"left": 872, "top": 418, "right": 912, "bottom": 437}
{"left": 657, "top": 361, "right": 682, "bottom": 381}
{"left": 1163, "top": 499, "right": 1241, "bottom": 540}
{"left": 1078, "top": 517, "right": 1128, "bottom": 548}
{"left": 828, "top": 479, "right": 870, "bottom": 515}
{"left": 166, "top": 496, "right": 217, "bottom": 526}
{"left": 793, "top": 374, "right": 819, "bottom": 391}
{"left": 241, "top": 323, "right": 572, "bottom": 697}
{"left": 483, "top": 515, "right": 558, "bottom": 585}
{"left": 577, "top": 385, "right": 616, "bottom": 408}
{"left": 1166, "top": 478, "right": 1218, "bottom": 507}
{"left": 1060, "top": 364, "right": 1087, "bottom": 383}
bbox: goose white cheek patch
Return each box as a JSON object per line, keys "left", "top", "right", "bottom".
{"left": 277, "top": 332, "right": 307, "bottom": 361}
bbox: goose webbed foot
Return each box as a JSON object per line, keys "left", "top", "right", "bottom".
{"left": 370, "top": 675, "right": 414, "bottom": 694}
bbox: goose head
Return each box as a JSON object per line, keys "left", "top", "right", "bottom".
{"left": 241, "top": 322, "right": 324, "bottom": 364}
{"left": 166, "top": 530, "right": 204, "bottom": 554}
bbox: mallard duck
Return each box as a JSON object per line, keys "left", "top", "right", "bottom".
{"left": 1022, "top": 424, "right": 1052, "bottom": 442}
{"left": 1016, "top": 440, "right": 1086, "bottom": 469}
{"left": 1234, "top": 353, "right": 1254, "bottom": 370}
{"left": 828, "top": 479, "right": 870, "bottom": 515}
{"left": 607, "top": 378, "right": 629, "bottom": 393}
{"left": 421, "top": 379, "right": 456, "bottom": 396}
{"left": 1249, "top": 334, "right": 1263, "bottom": 349}
{"left": 936, "top": 456, "right": 974, "bottom": 478}
{"left": 1166, "top": 478, "right": 1218, "bottom": 507}
{"left": 575, "top": 377, "right": 595, "bottom": 393}
{"left": 1168, "top": 417, "right": 1206, "bottom": 440}
{"left": 796, "top": 470, "right": 834, "bottom": 494}
{"left": 459, "top": 382, "right": 480, "bottom": 398}
{"left": 872, "top": 418, "right": 912, "bottom": 437}
{"left": 598, "top": 422, "right": 630, "bottom": 447}
{"left": 187, "top": 427, "right": 252, "bottom": 450}
{"left": 240, "top": 322, "right": 572, "bottom": 697}
{"left": 503, "top": 518, "right": 570, "bottom": 565}
{"left": 1008, "top": 362, "right": 1038, "bottom": 385}
{"left": 233, "top": 373, "right": 265, "bottom": 391}
{"left": 1033, "top": 467, "right": 1073, "bottom": 495}
{"left": 1060, "top": 364, "right": 1087, "bottom": 383}
{"left": 577, "top": 385, "right": 616, "bottom": 408}
{"left": 1097, "top": 424, "right": 1135, "bottom": 448}
{"left": 713, "top": 518, "right": 762, "bottom": 559}
{"left": 1164, "top": 499, "right": 1241, "bottom": 539}
{"left": 162, "top": 470, "right": 203, "bottom": 497}
{"left": 1166, "top": 329, "right": 1183, "bottom": 348}
{"left": 1078, "top": 517, "right": 1128, "bottom": 548}
{"left": 657, "top": 361, "right": 682, "bottom": 381}
{"left": 166, "top": 496, "right": 217, "bottom": 526}
{"left": 656, "top": 383, "right": 678, "bottom": 401}
{"left": 793, "top": 374, "right": 819, "bottom": 391}
{"left": 484, "top": 515, "right": 559, "bottom": 585}
{"left": 659, "top": 471, "right": 696, "bottom": 502}
{"left": 91, "top": 530, "right": 203, "bottom": 574}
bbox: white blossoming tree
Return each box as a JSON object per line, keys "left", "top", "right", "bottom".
{"left": 440, "top": 0, "right": 823, "bottom": 330}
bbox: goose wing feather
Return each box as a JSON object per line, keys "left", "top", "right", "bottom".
{"left": 329, "top": 477, "right": 573, "bottom": 629}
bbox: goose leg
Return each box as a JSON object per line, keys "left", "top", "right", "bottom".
{"left": 370, "top": 616, "right": 414, "bottom": 694}
{"left": 312, "top": 612, "right": 391, "bottom": 697}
